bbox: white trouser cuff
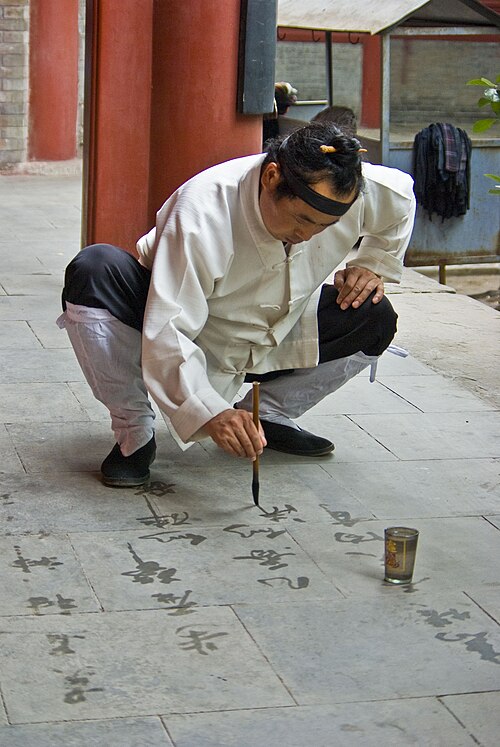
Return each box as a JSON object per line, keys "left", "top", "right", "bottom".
{"left": 237, "top": 352, "right": 377, "bottom": 422}
{"left": 59, "top": 306, "right": 155, "bottom": 456}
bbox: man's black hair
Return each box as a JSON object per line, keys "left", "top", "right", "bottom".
{"left": 263, "top": 122, "right": 364, "bottom": 201}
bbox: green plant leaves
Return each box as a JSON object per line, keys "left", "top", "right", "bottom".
{"left": 466, "top": 75, "right": 499, "bottom": 194}
{"left": 485, "top": 175, "right": 500, "bottom": 195}
{"left": 467, "top": 77, "right": 496, "bottom": 86}
{"left": 472, "top": 118, "right": 497, "bottom": 132}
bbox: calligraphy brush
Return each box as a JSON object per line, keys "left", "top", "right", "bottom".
{"left": 252, "top": 381, "right": 260, "bottom": 506}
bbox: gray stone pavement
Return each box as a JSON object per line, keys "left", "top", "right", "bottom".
{"left": 0, "top": 173, "right": 498, "bottom": 747}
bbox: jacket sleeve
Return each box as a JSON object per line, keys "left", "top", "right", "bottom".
{"left": 347, "top": 168, "right": 416, "bottom": 283}
{"left": 141, "top": 189, "right": 234, "bottom": 443}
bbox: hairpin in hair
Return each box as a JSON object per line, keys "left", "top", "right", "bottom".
{"left": 320, "top": 145, "right": 337, "bottom": 153}
{"left": 358, "top": 148, "right": 368, "bottom": 153}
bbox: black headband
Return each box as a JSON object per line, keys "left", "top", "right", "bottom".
{"left": 279, "top": 160, "right": 356, "bottom": 217}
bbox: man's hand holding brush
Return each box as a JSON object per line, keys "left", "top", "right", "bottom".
{"left": 205, "top": 408, "right": 266, "bottom": 459}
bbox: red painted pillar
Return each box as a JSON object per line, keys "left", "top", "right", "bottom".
{"left": 82, "top": 0, "right": 154, "bottom": 253}
{"left": 148, "top": 0, "right": 262, "bottom": 216}
{"left": 360, "top": 35, "right": 381, "bottom": 129}
{"left": 28, "top": 0, "right": 79, "bottom": 161}
{"left": 83, "top": 0, "right": 262, "bottom": 253}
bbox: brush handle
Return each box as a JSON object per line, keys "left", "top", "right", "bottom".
{"left": 252, "top": 381, "right": 260, "bottom": 428}
{"left": 252, "top": 382, "right": 260, "bottom": 505}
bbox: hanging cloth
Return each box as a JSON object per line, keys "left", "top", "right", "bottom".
{"left": 412, "top": 123, "right": 472, "bottom": 221}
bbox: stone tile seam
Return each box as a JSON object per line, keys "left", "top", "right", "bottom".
{"left": 344, "top": 415, "right": 400, "bottom": 458}
{"left": 271, "top": 524, "right": 348, "bottom": 599}
{"left": 66, "top": 534, "right": 105, "bottom": 614}
{"left": 437, "top": 695, "right": 484, "bottom": 746}
{"left": 463, "top": 591, "right": 500, "bottom": 627}
{"left": 377, "top": 380, "right": 425, "bottom": 413}
{"left": 229, "top": 604, "right": 300, "bottom": 706}
{"left": 0, "top": 682, "right": 9, "bottom": 726}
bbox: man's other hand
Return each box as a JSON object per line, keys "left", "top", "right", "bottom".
{"left": 334, "top": 266, "right": 384, "bottom": 310}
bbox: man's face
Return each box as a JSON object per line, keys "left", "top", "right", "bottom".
{"left": 259, "top": 162, "right": 356, "bottom": 245}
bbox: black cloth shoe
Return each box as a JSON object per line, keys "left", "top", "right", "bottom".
{"left": 100, "top": 436, "right": 156, "bottom": 487}
{"left": 261, "top": 421, "right": 334, "bottom": 457}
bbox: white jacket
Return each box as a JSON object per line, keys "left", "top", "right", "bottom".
{"left": 137, "top": 154, "right": 415, "bottom": 443}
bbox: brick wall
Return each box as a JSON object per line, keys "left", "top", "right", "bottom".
{"left": 0, "top": 0, "right": 29, "bottom": 168}
{"left": 276, "top": 36, "right": 500, "bottom": 128}
{"left": 276, "top": 40, "right": 363, "bottom": 116}
{"left": 391, "top": 38, "right": 500, "bottom": 125}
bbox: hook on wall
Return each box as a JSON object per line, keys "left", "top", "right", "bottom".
{"left": 311, "top": 30, "right": 322, "bottom": 42}
{"left": 277, "top": 29, "right": 287, "bottom": 41}
{"left": 348, "top": 32, "right": 360, "bottom": 44}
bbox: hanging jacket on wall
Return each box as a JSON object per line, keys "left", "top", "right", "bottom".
{"left": 412, "top": 123, "right": 472, "bottom": 221}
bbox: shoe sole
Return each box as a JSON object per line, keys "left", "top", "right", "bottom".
{"left": 265, "top": 443, "right": 334, "bottom": 457}
{"left": 101, "top": 470, "right": 151, "bottom": 488}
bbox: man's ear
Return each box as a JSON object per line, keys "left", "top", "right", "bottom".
{"left": 261, "top": 161, "right": 281, "bottom": 193}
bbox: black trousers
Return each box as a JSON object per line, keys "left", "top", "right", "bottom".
{"left": 62, "top": 244, "right": 398, "bottom": 380}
